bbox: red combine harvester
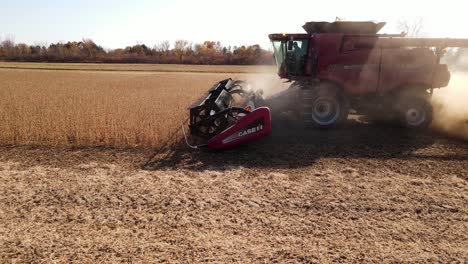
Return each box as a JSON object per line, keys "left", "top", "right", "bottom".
{"left": 185, "top": 21, "right": 468, "bottom": 150}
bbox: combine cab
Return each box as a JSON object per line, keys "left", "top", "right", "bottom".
{"left": 185, "top": 21, "right": 468, "bottom": 150}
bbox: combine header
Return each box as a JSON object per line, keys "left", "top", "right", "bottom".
{"left": 184, "top": 21, "right": 468, "bottom": 150}
{"left": 184, "top": 79, "right": 271, "bottom": 149}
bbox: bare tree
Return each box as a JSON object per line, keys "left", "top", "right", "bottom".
{"left": 154, "top": 40, "right": 170, "bottom": 54}
{"left": 397, "top": 17, "right": 423, "bottom": 37}
{"left": 1, "top": 35, "right": 16, "bottom": 57}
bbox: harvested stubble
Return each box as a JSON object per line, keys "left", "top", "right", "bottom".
{"left": 0, "top": 69, "right": 250, "bottom": 147}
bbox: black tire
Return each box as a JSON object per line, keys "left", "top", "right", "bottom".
{"left": 301, "top": 83, "right": 348, "bottom": 128}
{"left": 396, "top": 95, "right": 433, "bottom": 129}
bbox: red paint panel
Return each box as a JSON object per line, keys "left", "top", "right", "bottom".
{"left": 207, "top": 107, "right": 272, "bottom": 150}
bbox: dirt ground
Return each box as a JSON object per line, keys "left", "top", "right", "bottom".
{"left": 0, "top": 118, "right": 467, "bottom": 263}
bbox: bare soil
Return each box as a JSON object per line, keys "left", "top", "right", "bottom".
{"left": 1, "top": 119, "right": 467, "bottom": 263}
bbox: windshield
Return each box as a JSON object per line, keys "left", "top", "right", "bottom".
{"left": 272, "top": 41, "right": 285, "bottom": 72}
{"left": 272, "top": 39, "right": 310, "bottom": 75}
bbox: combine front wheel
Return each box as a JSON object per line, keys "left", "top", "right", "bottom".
{"left": 302, "top": 83, "right": 348, "bottom": 128}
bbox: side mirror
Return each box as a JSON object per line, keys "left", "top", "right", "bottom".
{"left": 287, "top": 41, "right": 293, "bottom": 51}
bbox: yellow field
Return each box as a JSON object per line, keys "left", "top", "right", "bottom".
{"left": 0, "top": 62, "right": 275, "bottom": 73}
{"left": 0, "top": 65, "right": 280, "bottom": 147}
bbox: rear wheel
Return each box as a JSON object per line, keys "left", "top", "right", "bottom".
{"left": 395, "top": 91, "right": 433, "bottom": 129}
{"left": 302, "top": 83, "right": 348, "bottom": 128}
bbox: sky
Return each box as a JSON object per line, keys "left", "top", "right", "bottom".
{"left": 2, "top": 0, "right": 468, "bottom": 50}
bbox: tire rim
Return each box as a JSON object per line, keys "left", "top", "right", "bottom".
{"left": 405, "top": 107, "right": 426, "bottom": 126}
{"left": 311, "top": 96, "right": 341, "bottom": 126}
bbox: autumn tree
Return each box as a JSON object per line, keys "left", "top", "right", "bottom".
{"left": 173, "top": 40, "right": 190, "bottom": 63}
{"left": 1, "top": 38, "right": 15, "bottom": 57}
{"left": 0, "top": 37, "right": 273, "bottom": 65}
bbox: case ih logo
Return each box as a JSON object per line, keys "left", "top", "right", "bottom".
{"left": 222, "top": 118, "right": 265, "bottom": 144}
{"left": 238, "top": 124, "right": 264, "bottom": 137}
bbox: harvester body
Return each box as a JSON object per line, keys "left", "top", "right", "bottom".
{"left": 269, "top": 23, "right": 457, "bottom": 94}
{"left": 271, "top": 33, "right": 452, "bottom": 92}
{"left": 267, "top": 21, "right": 468, "bottom": 129}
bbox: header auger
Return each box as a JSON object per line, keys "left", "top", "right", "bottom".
{"left": 184, "top": 21, "right": 468, "bottom": 150}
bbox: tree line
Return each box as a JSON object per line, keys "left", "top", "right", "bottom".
{"left": 0, "top": 38, "right": 274, "bottom": 65}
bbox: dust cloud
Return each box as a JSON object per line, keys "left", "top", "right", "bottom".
{"left": 241, "top": 66, "right": 468, "bottom": 141}
{"left": 432, "top": 72, "right": 468, "bottom": 140}
{"left": 244, "top": 72, "right": 289, "bottom": 97}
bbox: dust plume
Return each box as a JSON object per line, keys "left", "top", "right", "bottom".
{"left": 432, "top": 72, "right": 468, "bottom": 140}
{"left": 244, "top": 71, "right": 289, "bottom": 97}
